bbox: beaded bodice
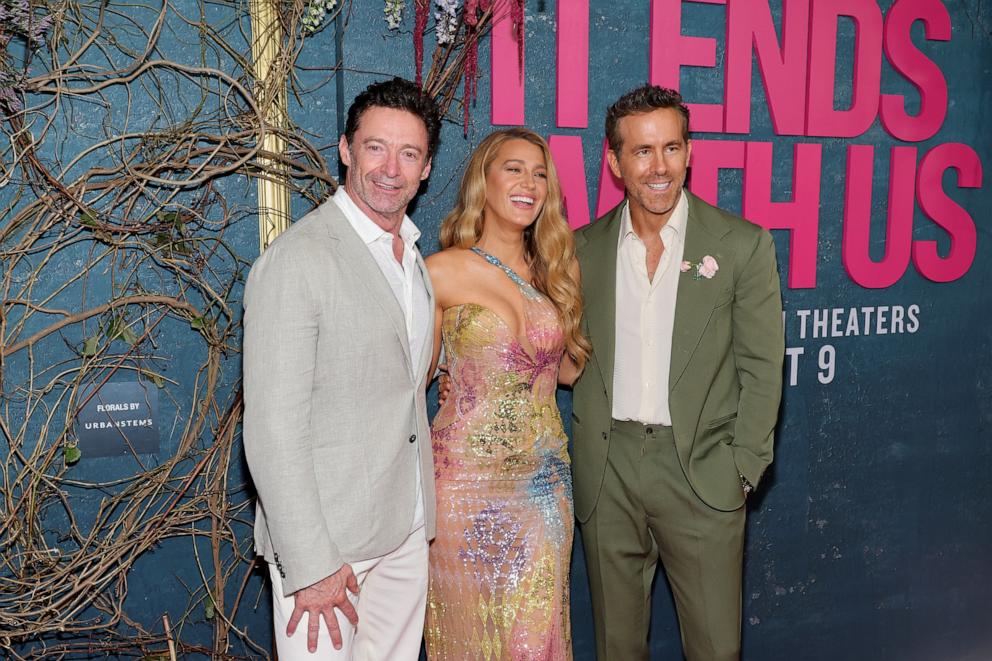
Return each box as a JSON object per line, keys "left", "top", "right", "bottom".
{"left": 430, "top": 248, "right": 567, "bottom": 481}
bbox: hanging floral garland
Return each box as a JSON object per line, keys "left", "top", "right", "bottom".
{"left": 0, "top": 0, "right": 53, "bottom": 115}
{"left": 384, "top": 0, "right": 405, "bottom": 29}
{"left": 297, "top": 0, "right": 524, "bottom": 129}
{"left": 403, "top": 0, "right": 526, "bottom": 129}
{"left": 302, "top": 0, "right": 339, "bottom": 34}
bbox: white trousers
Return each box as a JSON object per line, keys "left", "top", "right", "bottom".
{"left": 268, "top": 526, "right": 428, "bottom": 661}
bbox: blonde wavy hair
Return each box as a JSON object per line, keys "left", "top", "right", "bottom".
{"left": 440, "top": 128, "right": 591, "bottom": 369}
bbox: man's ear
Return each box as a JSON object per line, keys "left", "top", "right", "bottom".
{"left": 420, "top": 157, "right": 432, "bottom": 181}
{"left": 606, "top": 149, "right": 622, "bottom": 179}
{"left": 339, "top": 135, "right": 352, "bottom": 167}
{"left": 685, "top": 139, "right": 692, "bottom": 163}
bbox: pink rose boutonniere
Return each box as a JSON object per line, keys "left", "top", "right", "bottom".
{"left": 681, "top": 255, "right": 719, "bottom": 280}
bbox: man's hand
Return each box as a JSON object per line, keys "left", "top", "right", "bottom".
{"left": 438, "top": 365, "right": 452, "bottom": 407}
{"left": 287, "top": 564, "right": 360, "bottom": 652}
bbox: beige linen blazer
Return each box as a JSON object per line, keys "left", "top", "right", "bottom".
{"left": 243, "top": 197, "right": 436, "bottom": 596}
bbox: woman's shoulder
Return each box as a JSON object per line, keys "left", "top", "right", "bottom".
{"left": 425, "top": 246, "right": 474, "bottom": 272}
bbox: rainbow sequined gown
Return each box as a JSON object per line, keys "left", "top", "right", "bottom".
{"left": 426, "top": 251, "right": 573, "bottom": 661}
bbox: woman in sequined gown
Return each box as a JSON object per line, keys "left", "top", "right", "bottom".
{"left": 423, "top": 129, "right": 590, "bottom": 661}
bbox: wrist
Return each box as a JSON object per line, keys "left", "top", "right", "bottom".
{"left": 739, "top": 473, "right": 753, "bottom": 497}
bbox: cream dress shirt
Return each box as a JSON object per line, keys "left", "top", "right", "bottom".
{"left": 333, "top": 187, "right": 430, "bottom": 530}
{"left": 611, "top": 190, "right": 689, "bottom": 426}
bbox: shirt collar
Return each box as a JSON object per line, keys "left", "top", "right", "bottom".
{"left": 334, "top": 187, "right": 421, "bottom": 246}
{"left": 618, "top": 188, "right": 689, "bottom": 246}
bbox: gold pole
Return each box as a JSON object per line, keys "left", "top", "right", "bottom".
{"left": 249, "top": 0, "right": 292, "bottom": 251}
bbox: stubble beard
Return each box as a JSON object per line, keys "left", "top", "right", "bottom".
{"left": 351, "top": 172, "right": 414, "bottom": 227}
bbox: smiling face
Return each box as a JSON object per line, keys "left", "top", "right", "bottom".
{"left": 482, "top": 138, "right": 549, "bottom": 231}
{"left": 607, "top": 107, "right": 692, "bottom": 228}
{"left": 339, "top": 106, "right": 432, "bottom": 230}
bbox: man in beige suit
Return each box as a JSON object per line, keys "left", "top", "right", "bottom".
{"left": 572, "top": 85, "right": 784, "bottom": 660}
{"left": 243, "top": 78, "right": 441, "bottom": 659}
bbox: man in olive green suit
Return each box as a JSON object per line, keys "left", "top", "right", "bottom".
{"left": 572, "top": 85, "right": 784, "bottom": 660}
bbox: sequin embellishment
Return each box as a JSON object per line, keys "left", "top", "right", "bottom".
{"left": 426, "top": 248, "right": 573, "bottom": 660}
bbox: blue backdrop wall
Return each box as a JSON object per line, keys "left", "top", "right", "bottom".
{"left": 326, "top": 3, "right": 992, "bottom": 658}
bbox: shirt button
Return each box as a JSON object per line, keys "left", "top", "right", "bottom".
{"left": 409, "top": 434, "right": 417, "bottom": 443}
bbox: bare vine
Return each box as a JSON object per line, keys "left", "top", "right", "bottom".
{"left": 0, "top": 0, "right": 497, "bottom": 657}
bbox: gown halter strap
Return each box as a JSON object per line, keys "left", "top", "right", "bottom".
{"left": 470, "top": 246, "right": 531, "bottom": 289}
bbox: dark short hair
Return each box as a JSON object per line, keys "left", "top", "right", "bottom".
{"left": 605, "top": 84, "right": 690, "bottom": 152}
{"left": 344, "top": 77, "right": 443, "bottom": 159}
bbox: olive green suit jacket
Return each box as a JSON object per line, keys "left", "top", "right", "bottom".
{"left": 572, "top": 191, "right": 784, "bottom": 520}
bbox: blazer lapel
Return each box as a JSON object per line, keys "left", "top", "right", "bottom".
{"left": 670, "top": 191, "right": 730, "bottom": 391}
{"left": 581, "top": 205, "right": 623, "bottom": 408}
{"left": 414, "top": 250, "right": 435, "bottom": 385}
{"left": 322, "top": 201, "right": 414, "bottom": 376}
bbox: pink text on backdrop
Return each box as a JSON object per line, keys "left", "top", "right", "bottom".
{"left": 650, "top": 0, "right": 726, "bottom": 133}
{"left": 913, "top": 143, "right": 982, "bottom": 283}
{"left": 843, "top": 143, "right": 981, "bottom": 286}
{"left": 557, "top": 0, "right": 589, "bottom": 128}
{"left": 880, "top": 0, "right": 951, "bottom": 142}
{"left": 724, "top": 0, "right": 809, "bottom": 135}
{"left": 491, "top": 0, "right": 956, "bottom": 137}
{"left": 650, "top": 0, "right": 952, "bottom": 138}
{"left": 491, "top": 0, "right": 524, "bottom": 125}
{"left": 547, "top": 136, "right": 591, "bottom": 228}
{"left": 842, "top": 145, "right": 918, "bottom": 289}
{"left": 742, "top": 141, "right": 822, "bottom": 289}
{"left": 488, "top": 0, "right": 978, "bottom": 287}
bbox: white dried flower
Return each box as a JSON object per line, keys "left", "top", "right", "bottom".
{"left": 434, "top": 0, "right": 459, "bottom": 44}
{"left": 385, "top": 0, "right": 405, "bottom": 30}
{"left": 302, "top": 0, "right": 338, "bottom": 35}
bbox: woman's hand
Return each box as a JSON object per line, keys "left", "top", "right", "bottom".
{"left": 437, "top": 366, "right": 452, "bottom": 406}
{"left": 558, "top": 353, "right": 582, "bottom": 387}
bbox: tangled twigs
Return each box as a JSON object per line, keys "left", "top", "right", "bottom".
{"left": 2, "top": 0, "right": 503, "bottom": 657}
{"left": 0, "top": 0, "right": 339, "bottom": 658}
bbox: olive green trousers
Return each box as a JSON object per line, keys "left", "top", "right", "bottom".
{"left": 580, "top": 419, "right": 746, "bottom": 661}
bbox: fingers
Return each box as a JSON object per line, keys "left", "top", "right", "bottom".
{"left": 308, "top": 610, "right": 321, "bottom": 652}
{"left": 346, "top": 571, "right": 360, "bottom": 595}
{"left": 294, "top": 600, "right": 353, "bottom": 652}
{"left": 286, "top": 604, "right": 303, "bottom": 637}
{"left": 286, "top": 568, "right": 360, "bottom": 652}
{"left": 338, "top": 594, "right": 360, "bottom": 626}
{"left": 295, "top": 601, "right": 353, "bottom": 652}
{"left": 325, "top": 610, "right": 344, "bottom": 650}
{"left": 438, "top": 373, "right": 452, "bottom": 405}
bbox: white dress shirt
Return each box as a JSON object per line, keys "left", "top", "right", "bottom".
{"left": 612, "top": 190, "right": 689, "bottom": 426}
{"left": 333, "top": 187, "right": 430, "bottom": 530}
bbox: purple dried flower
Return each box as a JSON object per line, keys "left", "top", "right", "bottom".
{"left": 1, "top": 0, "right": 52, "bottom": 44}
{"left": 31, "top": 14, "right": 52, "bottom": 40}
{"left": 0, "top": 86, "right": 23, "bottom": 113}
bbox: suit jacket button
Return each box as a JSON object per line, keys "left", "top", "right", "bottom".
{"left": 601, "top": 432, "right": 608, "bottom": 440}
{"left": 280, "top": 571, "right": 286, "bottom": 578}
{"left": 409, "top": 434, "right": 416, "bottom": 443}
